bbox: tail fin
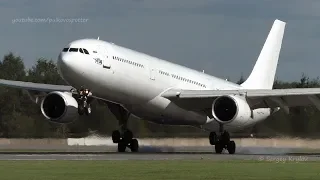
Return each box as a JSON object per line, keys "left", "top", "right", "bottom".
{"left": 241, "top": 19, "right": 286, "bottom": 89}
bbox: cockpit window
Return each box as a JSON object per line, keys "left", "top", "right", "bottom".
{"left": 65, "top": 47, "right": 89, "bottom": 55}
{"left": 69, "top": 48, "right": 78, "bottom": 52}
{"left": 83, "top": 49, "right": 89, "bottom": 54}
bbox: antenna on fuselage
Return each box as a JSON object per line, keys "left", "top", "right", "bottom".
{"left": 97, "top": 37, "right": 100, "bottom": 40}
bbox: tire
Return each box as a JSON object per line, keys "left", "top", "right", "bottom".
{"left": 123, "top": 130, "right": 133, "bottom": 143}
{"left": 215, "top": 142, "right": 223, "bottom": 154}
{"left": 227, "top": 141, "right": 236, "bottom": 154}
{"left": 112, "top": 130, "right": 121, "bottom": 143}
{"left": 118, "top": 141, "right": 126, "bottom": 152}
{"left": 209, "top": 132, "right": 217, "bottom": 145}
{"left": 130, "top": 139, "right": 139, "bottom": 152}
{"left": 221, "top": 131, "right": 230, "bottom": 143}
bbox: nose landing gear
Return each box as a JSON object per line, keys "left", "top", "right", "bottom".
{"left": 76, "top": 88, "right": 92, "bottom": 115}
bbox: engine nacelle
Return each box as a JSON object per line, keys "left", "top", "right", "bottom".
{"left": 40, "top": 91, "right": 78, "bottom": 123}
{"left": 212, "top": 95, "right": 252, "bottom": 124}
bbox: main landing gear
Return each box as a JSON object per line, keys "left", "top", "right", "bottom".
{"left": 107, "top": 103, "right": 139, "bottom": 152}
{"left": 76, "top": 87, "right": 92, "bottom": 116}
{"left": 209, "top": 124, "right": 236, "bottom": 154}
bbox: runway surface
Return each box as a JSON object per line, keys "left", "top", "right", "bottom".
{"left": 0, "top": 145, "right": 318, "bottom": 161}
{"left": 0, "top": 152, "right": 319, "bottom": 161}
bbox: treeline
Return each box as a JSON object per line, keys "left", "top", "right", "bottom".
{"left": 0, "top": 53, "right": 320, "bottom": 139}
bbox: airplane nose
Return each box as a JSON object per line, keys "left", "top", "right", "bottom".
{"left": 57, "top": 53, "right": 74, "bottom": 77}
{"left": 57, "top": 52, "right": 86, "bottom": 86}
{"left": 58, "top": 53, "right": 72, "bottom": 67}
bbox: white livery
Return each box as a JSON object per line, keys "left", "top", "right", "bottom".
{"left": 2, "top": 19, "right": 320, "bottom": 154}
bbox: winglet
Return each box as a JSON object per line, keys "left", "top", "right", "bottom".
{"left": 241, "top": 19, "right": 286, "bottom": 89}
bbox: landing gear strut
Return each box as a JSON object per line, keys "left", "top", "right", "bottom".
{"left": 209, "top": 124, "right": 236, "bottom": 154}
{"left": 108, "top": 103, "right": 139, "bottom": 152}
{"left": 76, "top": 87, "right": 92, "bottom": 116}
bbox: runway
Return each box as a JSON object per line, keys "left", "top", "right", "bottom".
{"left": 0, "top": 152, "right": 319, "bottom": 161}
{"left": 0, "top": 145, "right": 318, "bottom": 161}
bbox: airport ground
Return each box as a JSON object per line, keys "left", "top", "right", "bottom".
{"left": 0, "top": 137, "right": 320, "bottom": 179}
{"left": 1, "top": 160, "right": 319, "bottom": 180}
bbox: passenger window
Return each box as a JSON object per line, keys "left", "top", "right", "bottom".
{"left": 79, "top": 48, "right": 84, "bottom": 53}
{"left": 62, "top": 48, "right": 69, "bottom": 52}
{"left": 69, "top": 48, "right": 78, "bottom": 52}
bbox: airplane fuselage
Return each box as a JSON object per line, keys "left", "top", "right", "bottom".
{"left": 57, "top": 39, "right": 271, "bottom": 132}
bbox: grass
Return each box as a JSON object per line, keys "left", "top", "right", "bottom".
{"left": 0, "top": 160, "right": 319, "bottom": 180}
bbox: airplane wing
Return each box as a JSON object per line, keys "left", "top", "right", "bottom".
{"left": 0, "top": 79, "right": 118, "bottom": 105}
{"left": 161, "top": 88, "right": 320, "bottom": 113}
{"left": 0, "top": 79, "right": 74, "bottom": 92}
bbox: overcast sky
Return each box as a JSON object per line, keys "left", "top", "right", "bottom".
{"left": 1, "top": 0, "right": 320, "bottom": 82}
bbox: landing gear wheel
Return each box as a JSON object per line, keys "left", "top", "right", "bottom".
{"left": 209, "top": 132, "right": 217, "bottom": 145}
{"left": 107, "top": 103, "right": 138, "bottom": 153}
{"left": 118, "top": 141, "right": 126, "bottom": 152}
{"left": 123, "top": 130, "right": 133, "bottom": 142}
{"left": 130, "top": 139, "right": 139, "bottom": 152}
{"left": 112, "top": 130, "right": 121, "bottom": 143}
{"left": 221, "top": 131, "right": 230, "bottom": 143}
{"left": 215, "top": 142, "right": 223, "bottom": 154}
{"left": 227, "top": 141, "right": 236, "bottom": 154}
{"left": 210, "top": 124, "right": 236, "bottom": 154}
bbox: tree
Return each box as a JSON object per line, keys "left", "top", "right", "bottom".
{"left": 0, "top": 53, "right": 26, "bottom": 137}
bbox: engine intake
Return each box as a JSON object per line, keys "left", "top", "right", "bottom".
{"left": 212, "top": 95, "right": 252, "bottom": 124}
{"left": 41, "top": 91, "right": 78, "bottom": 123}
{"left": 213, "top": 96, "right": 237, "bottom": 122}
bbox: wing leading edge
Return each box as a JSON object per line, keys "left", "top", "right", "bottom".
{"left": 161, "top": 88, "right": 320, "bottom": 113}
{"left": 0, "top": 79, "right": 73, "bottom": 92}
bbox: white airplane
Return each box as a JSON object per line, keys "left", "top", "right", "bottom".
{"left": 2, "top": 19, "right": 320, "bottom": 154}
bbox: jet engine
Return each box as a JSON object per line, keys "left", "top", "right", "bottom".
{"left": 40, "top": 91, "right": 78, "bottom": 123}
{"left": 211, "top": 95, "right": 252, "bottom": 124}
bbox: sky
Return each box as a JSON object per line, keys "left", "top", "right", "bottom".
{"left": 1, "top": 0, "right": 320, "bottom": 82}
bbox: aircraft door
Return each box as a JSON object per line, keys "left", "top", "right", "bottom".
{"left": 97, "top": 46, "right": 111, "bottom": 69}
{"left": 150, "top": 69, "right": 156, "bottom": 80}
{"left": 102, "top": 51, "right": 111, "bottom": 69}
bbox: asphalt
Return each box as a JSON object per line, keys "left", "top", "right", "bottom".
{"left": 0, "top": 145, "right": 318, "bottom": 161}
{"left": 0, "top": 152, "right": 318, "bottom": 161}
{"left": 0, "top": 146, "right": 319, "bottom": 161}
